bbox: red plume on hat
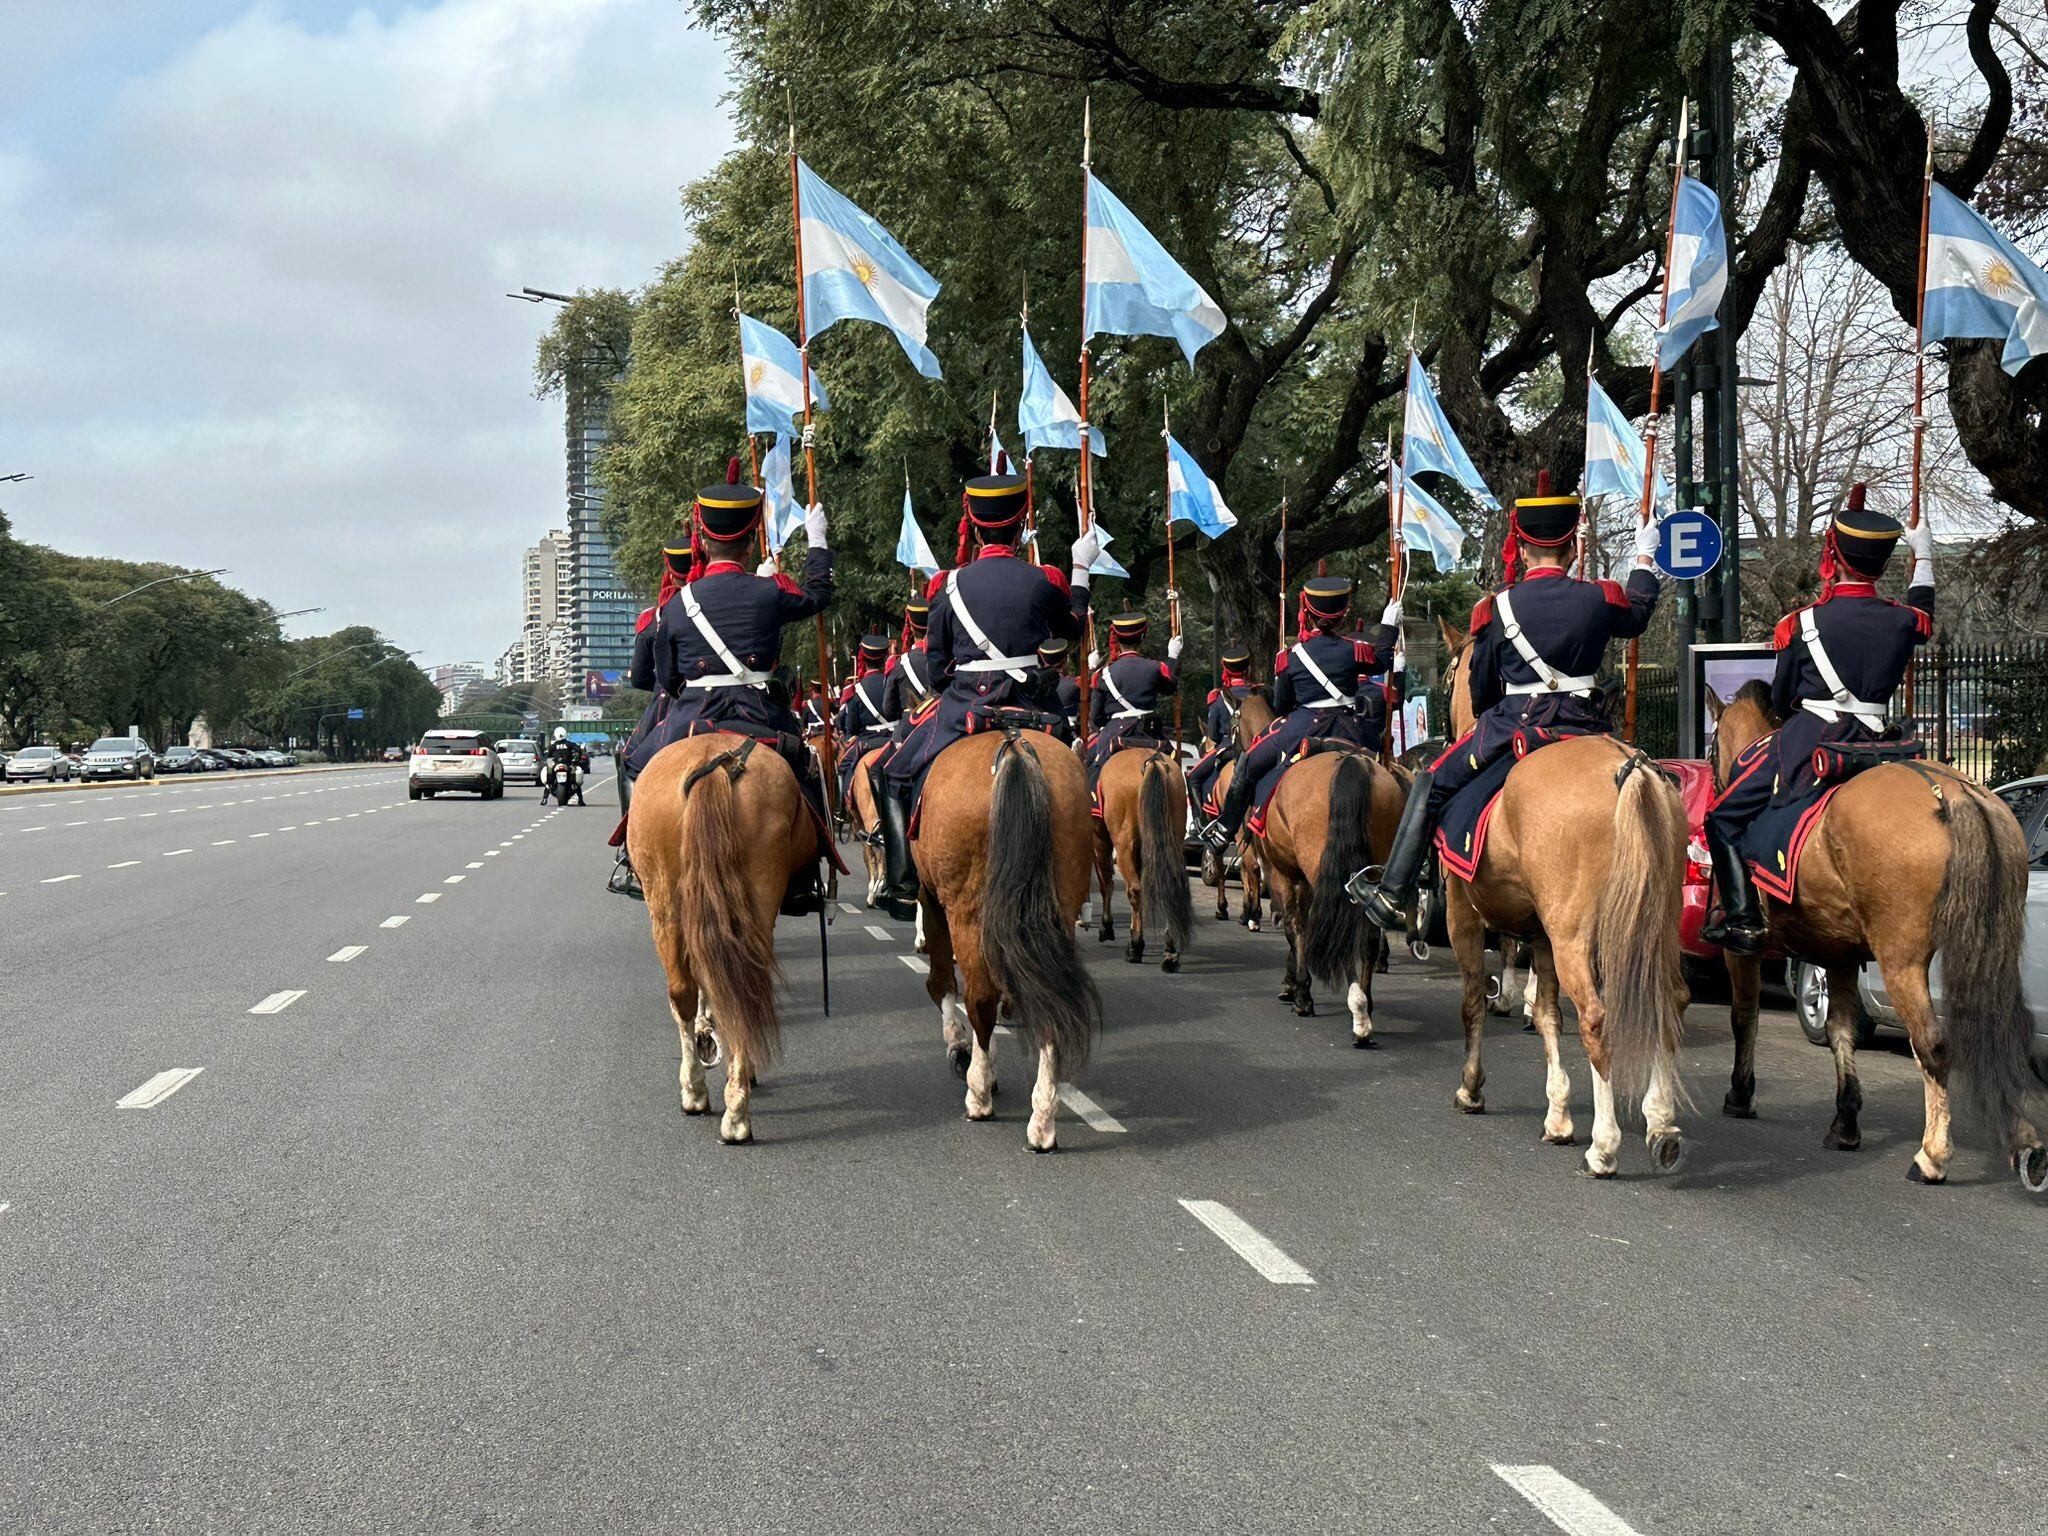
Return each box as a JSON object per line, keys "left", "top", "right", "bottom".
{"left": 685, "top": 456, "right": 753, "bottom": 584}
{"left": 1819, "top": 481, "right": 1866, "bottom": 600}
{"left": 1499, "top": 469, "right": 1554, "bottom": 586}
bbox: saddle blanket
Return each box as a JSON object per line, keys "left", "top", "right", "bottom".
{"left": 1088, "top": 738, "right": 1177, "bottom": 820}
{"left": 1740, "top": 738, "right": 1920, "bottom": 904}
{"left": 1432, "top": 724, "right": 1597, "bottom": 882}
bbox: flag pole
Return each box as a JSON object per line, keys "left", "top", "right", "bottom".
{"left": 1277, "top": 492, "right": 1289, "bottom": 653}
{"left": 1163, "top": 395, "right": 1182, "bottom": 750}
{"left": 1381, "top": 427, "right": 1400, "bottom": 767}
{"left": 1626, "top": 96, "right": 1691, "bottom": 746}
{"left": 1577, "top": 331, "right": 1596, "bottom": 578}
{"left": 733, "top": 267, "right": 772, "bottom": 564}
{"left": 1075, "top": 95, "right": 1097, "bottom": 730}
{"left": 1905, "top": 123, "right": 1937, "bottom": 718}
{"left": 788, "top": 110, "right": 839, "bottom": 817}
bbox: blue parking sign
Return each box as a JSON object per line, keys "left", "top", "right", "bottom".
{"left": 1653, "top": 508, "right": 1724, "bottom": 580}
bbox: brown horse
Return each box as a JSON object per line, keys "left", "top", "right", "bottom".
{"left": 913, "top": 729, "right": 1102, "bottom": 1150}
{"left": 1710, "top": 683, "right": 2046, "bottom": 1189}
{"left": 628, "top": 733, "right": 820, "bottom": 1144}
{"left": 1204, "top": 759, "right": 1267, "bottom": 929}
{"left": 1092, "top": 747, "right": 1194, "bottom": 970}
{"left": 847, "top": 744, "right": 888, "bottom": 908}
{"left": 1257, "top": 750, "right": 1407, "bottom": 1042}
{"left": 1440, "top": 634, "right": 1692, "bottom": 1177}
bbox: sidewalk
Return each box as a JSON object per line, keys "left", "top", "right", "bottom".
{"left": 0, "top": 760, "right": 391, "bottom": 799}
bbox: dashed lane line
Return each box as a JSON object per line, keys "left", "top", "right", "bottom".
{"left": 40, "top": 874, "right": 79, "bottom": 884}
{"left": 1058, "top": 1085, "right": 1128, "bottom": 1134}
{"left": 1177, "top": 1200, "right": 1315, "bottom": 1286}
{"left": 248, "top": 990, "right": 306, "bottom": 1016}
{"left": 864, "top": 925, "right": 893, "bottom": 940}
{"left": 443, "top": 874, "right": 465, "bottom": 884}
{"left": 327, "top": 946, "right": 368, "bottom": 963}
{"left": 163, "top": 849, "right": 192, "bottom": 857}
{"left": 212, "top": 839, "right": 235, "bottom": 846}
{"left": 1490, "top": 1467, "right": 1645, "bottom": 1536}
{"left": 416, "top": 893, "right": 440, "bottom": 904}
{"left": 465, "top": 861, "right": 483, "bottom": 869}
{"left": 380, "top": 916, "right": 410, "bottom": 929}
{"left": 898, "top": 955, "right": 925, "bottom": 973}
{"left": 117, "top": 1068, "right": 203, "bottom": 1108}
{"left": 839, "top": 902, "right": 861, "bottom": 915}
{"left": 107, "top": 861, "right": 140, "bottom": 869}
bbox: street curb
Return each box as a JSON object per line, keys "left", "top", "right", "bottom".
{"left": 0, "top": 761, "right": 393, "bottom": 799}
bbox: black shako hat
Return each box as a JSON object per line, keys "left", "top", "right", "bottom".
{"left": 1831, "top": 482, "right": 1902, "bottom": 576}
{"left": 1511, "top": 469, "right": 1581, "bottom": 547}
{"left": 964, "top": 474, "right": 1027, "bottom": 528}
{"left": 1109, "top": 612, "right": 1149, "bottom": 637}
{"left": 1037, "top": 637, "right": 1072, "bottom": 666}
{"left": 696, "top": 482, "right": 764, "bottom": 539}
{"left": 1300, "top": 576, "right": 1353, "bottom": 622}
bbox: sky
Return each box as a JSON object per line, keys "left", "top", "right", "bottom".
{"left": 0, "top": 0, "right": 734, "bottom": 666}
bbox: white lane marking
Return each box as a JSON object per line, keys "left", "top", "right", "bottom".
{"left": 65, "top": 820, "right": 86, "bottom": 827}
{"left": 278, "top": 825, "right": 297, "bottom": 831}
{"left": 20, "top": 825, "right": 46, "bottom": 832}
{"left": 416, "top": 893, "right": 440, "bottom": 904}
{"left": 898, "top": 955, "right": 925, "bottom": 972}
{"left": 139, "top": 812, "right": 157, "bottom": 818}
{"left": 1058, "top": 1085, "right": 1128, "bottom": 1134}
{"left": 499, "top": 841, "right": 513, "bottom": 847}
{"left": 347, "top": 812, "right": 360, "bottom": 818}
{"left": 380, "top": 916, "right": 410, "bottom": 929}
{"left": 169, "top": 808, "right": 187, "bottom": 814}
{"left": 465, "top": 861, "right": 483, "bottom": 869}
{"left": 103, "top": 816, "right": 124, "bottom": 822}
{"left": 108, "top": 861, "right": 140, "bottom": 869}
{"left": 443, "top": 874, "right": 464, "bottom": 884}
{"left": 1177, "top": 1200, "right": 1315, "bottom": 1286}
{"left": 484, "top": 850, "right": 500, "bottom": 856}
{"left": 249, "top": 832, "right": 269, "bottom": 838}
{"left": 212, "top": 839, "right": 235, "bottom": 846}
{"left": 40, "top": 874, "right": 80, "bottom": 884}
{"left": 864, "top": 924, "right": 893, "bottom": 940}
{"left": 248, "top": 990, "right": 306, "bottom": 1015}
{"left": 511, "top": 834, "right": 524, "bottom": 840}
{"left": 1491, "top": 1467, "right": 1644, "bottom": 1536}
{"left": 162, "top": 849, "right": 192, "bottom": 857}
{"left": 327, "top": 946, "right": 367, "bottom": 963}
{"left": 118, "top": 1067, "right": 203, "bottom": 1108}
{"left": 838, "top": 902, "right": 861, "bottom": 914}
{"left": 195, "top": 804, "right": 213, "bottom": 810}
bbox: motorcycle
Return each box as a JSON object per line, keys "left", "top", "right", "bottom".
{"left": 545, "top": 758, "right": 579, "bottom": 806}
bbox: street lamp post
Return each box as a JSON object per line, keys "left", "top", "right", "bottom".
{"left": 99, "top": 568, "right": 229, "bottom": 607}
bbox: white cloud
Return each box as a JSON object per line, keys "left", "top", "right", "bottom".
{"left": 0, "top": 0, "right": 733, "bottom": 661}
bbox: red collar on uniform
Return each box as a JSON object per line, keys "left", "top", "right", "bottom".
{"left": 973, "top": 545, "right": 1017, "bottom": 561}
{"left": 1523, "top": 566, "right": 1568, "bottom": 582}
{"left": 701, "top": 560, "right": 745, "bottom": 576}
{"left": 1828, "top": 580, "right": 1876, "bottom": 597}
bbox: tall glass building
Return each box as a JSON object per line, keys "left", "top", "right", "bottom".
{"left": 563, "top": 393, "right": 636, "bottom": 705}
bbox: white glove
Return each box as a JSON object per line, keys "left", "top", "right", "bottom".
{"left": 756, "top": 557, "right": 779, "bottom": 578}
{"left": 804, "top": 503, "right": 828, "bottom": 549}
{"left": 1633, "top": 516, "right": 1661, "bottom": 567}
{"left": 1167, "top": 635, "right": 1184, "bottom": 661}
{"left": 1904, "top": 516, "right": 1934, "bottom": 562}
{"left": 1071, "top": 527, "right": 1100, "bottom": 571}
{"left": 1087, "top": 650, "right": 1102, "bottom": 672}
{"left": 1381, "top": 598, "right": 1402, "bottom": 627}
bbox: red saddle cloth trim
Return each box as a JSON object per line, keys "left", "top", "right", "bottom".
{"left": 1748, "top": 784, "right": 1842, "bottom": 904}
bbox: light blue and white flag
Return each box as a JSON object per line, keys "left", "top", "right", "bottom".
{"left": 1089, "top": 519, "right": 1130, "bottom": 579}
{"left": 762, "top": 435, "right": 799, "bottom": 553}
{"left": 739, "top": 314, "right": 826, "bottom": 436}
{"left": 1019, "top": 327, "right": 1105, "bottom": 456}
{"left": 1165, "top": 434, "right": 1238, "bottom": 539}
{"left": 895, "top": 485, "right": 940, "bottom": 576}
{"left": 1923, "top": 184, "right": 2048, "bottom": 375}
{"left": 1584, "top": 375, "right": 1670, "bottom": 511}
{"left": 1655, "top": 175, "right": 1728, "bottom": 370}
{"left": 1392, "top": 466, "right": 1468, "bottom": 571}
{"left": 1085, "top": 176, "right": 1226, "bottom": 365}
{"left": 795, "top": 159, "right": 943, "bottom": 378}
{"left": 1402, "top": 354, "right": 1498, "bottom": 509}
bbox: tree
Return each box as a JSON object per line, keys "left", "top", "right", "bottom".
{"left": 0, "top": 511, "right": 87, "bottom": 745}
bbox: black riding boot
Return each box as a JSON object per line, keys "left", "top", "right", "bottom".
{"left": 1345, "top": 768, "right": 1434, "bottom": 930}
{"left": 1197, "top": 760, "right": 1258, "bottom": 849}
{"left": 778, "top": 771, "right": 831, "bottom": 917}
{"left": 1700, "top": 831, "right": 1767, "bottom": 955}
{"left": 874, "top": 779, "right": 919, "bottom": 921}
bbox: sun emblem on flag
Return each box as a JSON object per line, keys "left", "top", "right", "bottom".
{"left": 747, "top": 362, "right": 766, "bottom": 389}
{"left": 1982, "top": 255, "right": 2023, "bottom": 300}
{"left": 852, "top": 256, "right": 879, "bottom": 291}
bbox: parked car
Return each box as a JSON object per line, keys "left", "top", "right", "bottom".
{"left": 79, "top": 736, "right": 155, "bottom": 781}
{"left": 5, "top": 745, "right": 78, "bottom": 782}
{"left": 496, "top": 738, "right": 542, "bottom": 787}
{"left": 409, "top": 730, "right": 503, "bottom": 800}
{"left": 158, "top": 746, "right": 208, "bottom": 774}
{"left": 381, "top": 746, "right": 406, "bottom": 762}
{"left": 1789, "top": 775, "right": 2048, "bottom": 1067}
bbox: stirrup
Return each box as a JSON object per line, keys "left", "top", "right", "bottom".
{"left": 606, "top": 854, "right": 644, "bottom": 901}
{"left": 1196, "top": 817, "right": 1233, "bottom": 851}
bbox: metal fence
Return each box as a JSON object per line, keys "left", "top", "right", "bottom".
{"left": 1901, "top": 637, "right": 2048, "bottom": 785}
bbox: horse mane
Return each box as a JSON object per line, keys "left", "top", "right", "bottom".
{"left": 1732, "top": 678, "right": 1775, "bottom": 717}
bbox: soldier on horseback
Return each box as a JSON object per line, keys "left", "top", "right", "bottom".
{"left": 617, "top": 468, "right": 836, "bottom": 912}
{"left": 885, "top": 600, "right": 938, "bottom": 728}
{"left": 873, "top": 472, "right": 1098, "bottom": 920}
{"left": 1185, "top": 642, "right": 1254, "bottom": 816}
{"left": 1080, "top": 612, "right": 1182, "bottom": 788}
{"left": 1196, "top": 577, "right": 1397, "bottom": 848}
{"left": 607, "top": 540, "right": 694, "bottom": 896}
{"left": 1699, "top": 485, "right": 1934, "bottom": 955}
{"left": 834, "top": 634, "right": 898, "bottom": 815}
{"left": 1350, "top": 477, "right": 1662, "bottom": 928}
{"left": 1040, "top": 638, "right": 1081, "bottom": 738}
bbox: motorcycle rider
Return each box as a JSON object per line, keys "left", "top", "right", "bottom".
{"left": 545, "top": 726, "right": 585, "bottom": 805}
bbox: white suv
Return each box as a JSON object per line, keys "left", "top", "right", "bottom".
{"left": 408, "top": 730, "right": 503, "bottom": 800}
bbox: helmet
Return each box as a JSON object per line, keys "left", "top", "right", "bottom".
{"left": 553, "top": 726, "right": 568, "bottom": 742}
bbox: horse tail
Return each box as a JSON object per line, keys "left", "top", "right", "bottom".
{"left": 982, "top": 742, "right": 1101, "bottom": 1076}
{"left": 1934, "top": 783, "right": 2042, "bottom": 1139}
{"left": 1303, "top": 754, "right": 1373, "bottom": 985}
{"left": 675, "top": 755, "right": 781, "bottom": 1067}
{"left": 1139, "top": 755, "right": 1193, "bottom": 955}
{"left": 1590, "top": 756, "right": 1687, "bottom": 1104}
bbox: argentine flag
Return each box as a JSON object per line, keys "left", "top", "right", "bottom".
{"left": 761, "top": 435, "right": 799, "bottom": 554}
{"left": 1165, "top": 434, "right": 1238, "bottom": 538}
{"left": 1923, "top": 184, "right": 2048, "bottom": 375}
{"left": 895, "top": 486, "right": 940, "bottom": 576}
{"left": 1089, "top": 518, "right": 1130, "bottom": 579}
{"left": 739, "top": 314, "right": 826, "bottom": 436}
{"left": 1656, "top": 175, "right": 1729, "bottom": 370}
{"left": 1584, "top": 375, "right": 1670, "bottom": 511}
{"left": 1019, "top": 327, "right": 1105, "bottom": 456}
{"left": 796, "top": 160, "right": 943, "bottom": 378}
{"left": 1085, "top": 176, "right": 1226, "bottom": 365}
{"left": 1392, "top": 466, "right": 1468, "bottom": 572}
{"left": 1402, "top": 355, "right": 1498, "bottom": 509}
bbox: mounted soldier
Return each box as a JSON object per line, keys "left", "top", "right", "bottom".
{"left": 1080, "top": 611, "right": 1182, "bottom": 788}
{"left": 1185, "top": 642, "right": 1254, "bottom": 816}
{"left": 885, "top": 599, "right": 938, "bottom": 727}
{"left": 1197, "top": 577, "right": 1397, "bottom": 849}
{"left": 874, "top": 472, "right": 1097, "bottom": 919}
{"left": 1351, "top": 475, "right": 1660, "bottom": 928}
{"left": 607, "top": 540, "right": 693, "bottom": 896}
{"left": 834, "top": 634, "right": 898, "bottom": 815}
{"left": 1039, "top": 638, "right": 1081, "bottom": 739}
{"left": 1701, "top": 484, "right": 1935, "bottom": 955}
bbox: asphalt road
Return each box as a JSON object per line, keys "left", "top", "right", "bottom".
{"left": 3, "top": 763, "right": 2043, "bottom": 1533}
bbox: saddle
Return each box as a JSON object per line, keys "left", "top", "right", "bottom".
{"left": 964, "top": 703, "right": 1067, "bottom": 738}
{"left": 1811, "top": 735, "right": 1924, "bottom": 786}
{"left": 1743, "top": 733, "right": 1925, "bottom": 903}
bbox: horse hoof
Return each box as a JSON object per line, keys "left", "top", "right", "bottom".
{"left": 719, "top": 1124, "right": 752, "bottom": 1145}
{"left": 1352, "top": 1034, "right": 1376, "bottom": 1049}
{"left": 1244, "top": 920, "right": 1260, "bottom": 933}
{"left": 1125, "top": 945, "right": 1143, "bottom": 965}
{"left": 948, "top": 1045, "right": 971, "bottom": 1080}
{"left": 1580, "top": 1164, "right": 1618, "bottom": 1180}
{"left": 1543, "top": 1129, "right": 1577, "bottom": 1146}
{"left": 1823, "top": 1126, "right": 1861, "bottom": 1152}
{"left": 1292, "top": 1001, "right": 1314, "bottom": 1018}
{"left": 1455, "top": 1091, "right": 1484, "bottom": 1115}
{"left": 1030, "top": 1142, "right": 1056, "bottom": 1154}
{"left": 681, "top": 1100, "right": 711, "bottom": 1117}
{"left": 1906, "top": 1161, "right": 1947, "bottom": 1185}
{"left": 1648, "top": 1132, "right": 1686, "bottom": 1174}
{"left": 1097, "top": 927, "right": 1115, "bottom": 944}
{"left": 1213, "top": 910, "right": 1231, "bottom": 922}
{"left": 2016, "top": 1146, "right": 2048, "bottom": 1193}
{"left": 1161, "top": 954, "right": 1180, "bottom": 974}
{"left": 1721, "top": 1095, "right": 1758, "bottom": 1120}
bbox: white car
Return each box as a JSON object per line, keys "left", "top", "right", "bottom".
{"left": 5, "top": 745, "right": 77, "bottom": 782}
{"left": 496, "top": 739, "right": 542, "bottom": 786}
{"left": 79, "top": 736, "right": 154, "bottom": 781}
{"left": 408, "top": 730, "right": 503, "bottom": 800}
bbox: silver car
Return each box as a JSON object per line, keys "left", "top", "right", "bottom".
{"left": 5, "top": 745, "right": 77, "bottom": 782}
{"left": 1792, "top": 775, "right": 2048, "bottom": 1066}
{"left": 407, "top": 730, "right": 503, "bottom": 800}
{"left": 496, "top": 739, "right": 542, "bottom": 786}
{"left": 79, "top": 736, "right": 154, "bottom": 781}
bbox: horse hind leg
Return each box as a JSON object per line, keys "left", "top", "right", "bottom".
{"left": 1026, "top": 1040, "right": 1059, "bottom": 1152}
{"left": 1446, "top": 889, "right": 1488, "bottom": 1113}
{"left": 962, "top": 961, "right": 1001, "bottom": 1120}
{"left": 1553, "top": 941, "right": 1620, "bottom": 1175}
{"left": 1530, "top": 941, "right": 1574, "bottom": 1144}
{"left": 1820, "top": 965, "right": 1866, "bottom": 1153}
{"left": 720, "top": 1042, "right": 754, "bottom": 1144}
{"left": 1878, "top": 959, "right": 1953, "bottom": 1183}
{"left": 1347, "top": 927, "right": 1379, "bottom": 1047}
{"left": 1722, "top": 953, "right": 1763, "bottom": 1118}
{"left": 921, "top": 895, "right": 969, "bottom": 1079}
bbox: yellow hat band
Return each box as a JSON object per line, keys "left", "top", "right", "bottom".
{"left": 966, "top": 483, "right": 1024, "bottom": 499}
{"left": 698, "top": 493, "right": 760, "bottom": 510}
{"left": 1515, "top": 495, "right": 1580, "bottom": 508}
{"left": 1832, "top": 520, "right": 1898, "bottom": 540}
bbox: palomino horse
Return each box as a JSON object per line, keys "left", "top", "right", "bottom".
{"left": 1258, "top": 750, "right": 1406, "bottom": 1042}
{"left": 914, "top": 728, "right": 1102, "bottom": 1150}
{"left": 628, "top": 733, "right": 820, "bottom": 1144}
{"left": 847, "top": 744, "right": 888, "bottom": 908}
{"left": 1440, "top": 633, "right": 1691, "bottom": 1177}
{"left": 1205, "top": 759, "right": 1267, "bottom": 928}
{"left": 1710, "top": 683, "right": 2046, "bottom": 1189}
{"left": 1092, "top": 747, "right": 1195, "bottom": 971}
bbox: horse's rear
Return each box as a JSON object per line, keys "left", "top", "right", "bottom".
{"left": 1096, "top": 748, "right": 1193, "bottom": 971}
{"left": 628, "top": 733, "right": 813, "bottom": 1145}
{"left": 914, "top": 730, "right": 1101, "bottom": 1149}
{"left": 1450, "top": 735, "right": 1689, "bottom": 1176}
{"left": 1261, "top": 752, "right": 1405, "bottom": 1043}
